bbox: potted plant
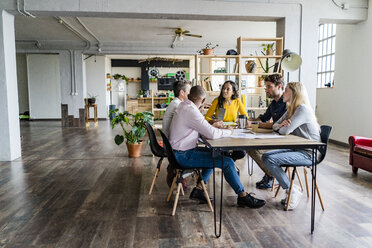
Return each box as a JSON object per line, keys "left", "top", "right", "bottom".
{"left": 262, "top": 43, "right": 275, "bottom": 55}
{"left": 113, "top": 73, "right": 122, "bottom": 80}
{"left": 121, "top": 75, "right": 129, "bottom": 85}
{"left": 109, "top": 109, "right": 154, "bottom": 157}
{"left": 257, "top": 76, "right": 265, "bottom": 87}
{"left": 198, "top": 43, "right": 219, "bottom": 55}
{"left": 87, "top": 94, "right": 98, "bottom": 104}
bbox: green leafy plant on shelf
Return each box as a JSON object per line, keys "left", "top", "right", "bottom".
{"left": 109, "top": 109, "right": 154, "bottom": 145}
{"left": 112, "top": 73, "right": 122, "bottom": 80}
{"left": 121, "top": 75, "right": 129, "bottom": 85}
{"left": 255, "top": 50, "right": 275, "bottom": 78}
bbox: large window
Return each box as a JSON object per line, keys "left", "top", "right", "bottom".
{"left": 317, "top": 23, "right": 336, "bottom": 88}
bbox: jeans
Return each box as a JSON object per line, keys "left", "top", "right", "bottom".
{"left": 174, "top": 147, "right": 245, "bottom": 194}
{"left": 262, "top": 149, "right": 312, "bottom": 189}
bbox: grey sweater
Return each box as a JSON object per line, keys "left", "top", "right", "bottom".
{"left": 273, "top": 104, "right": 321, "bottom": 143}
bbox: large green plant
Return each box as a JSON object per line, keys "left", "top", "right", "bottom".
{"left": 110, "top": 109, "right": 154, "bottom": 145}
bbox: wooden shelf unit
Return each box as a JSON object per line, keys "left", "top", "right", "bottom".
{"left": 195, "top": 36, "right": 283, "bottom": 113}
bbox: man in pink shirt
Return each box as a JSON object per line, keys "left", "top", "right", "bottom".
{"left": 169, "top": 86, "right": 265, "bottom": 208}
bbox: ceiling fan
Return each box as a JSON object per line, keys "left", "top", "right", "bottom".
{"left": 171, "top": 28, "right": 202, "bottom": 48}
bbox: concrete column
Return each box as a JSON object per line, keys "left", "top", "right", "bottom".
{"left": 0, "top": 10, "right": 21, "bottom": 161}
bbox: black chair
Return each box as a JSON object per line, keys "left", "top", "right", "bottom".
{"left": 145, "top": 123, "right": 167, "bottom": 195}
{"left": 159, "top": 130, "right": 214, "bottom": 216}
{"left": 274, "top": 125, "right": 332, "bottom": 211}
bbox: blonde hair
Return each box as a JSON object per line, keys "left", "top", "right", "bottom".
{"left": 286, "top": 82, "right": 311, "bottom": 119}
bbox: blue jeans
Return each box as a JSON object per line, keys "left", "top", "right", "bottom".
{"left": 174, "top": 147, "right": 245, "bottom": 194}
{"left": 262, "top": 149, "right": 312, "bottom": 189}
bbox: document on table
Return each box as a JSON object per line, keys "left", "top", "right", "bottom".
{"left": 231, "top": 129, "right": 284, "bottom": 139}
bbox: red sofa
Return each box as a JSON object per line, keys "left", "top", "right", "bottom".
{"left": 349, "top": 136, "right": 372, "bottom": 173}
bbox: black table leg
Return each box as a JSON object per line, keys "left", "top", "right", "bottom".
{"left": 212, "top": 155, "right": 217, "bottom": 237}
{"left": 213, "top": 150, "right": 224, "bottom": 238}
{"left": 311, "top": 148, "right": 318, "bottom": 234}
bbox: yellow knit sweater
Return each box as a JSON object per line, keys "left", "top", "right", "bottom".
{"left": 205, "top": 97, "right": 248, "bottom": 122}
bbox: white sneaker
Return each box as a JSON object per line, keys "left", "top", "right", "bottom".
{"left": 286, "top": 184, "right": 302, "bottom": 210}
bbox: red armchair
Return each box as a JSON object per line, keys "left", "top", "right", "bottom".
{"left": 349, "top": 136, "right": 372, "bottom": 174}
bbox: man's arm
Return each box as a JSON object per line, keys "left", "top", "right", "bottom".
{"left": 188, "top": 108, "right": 232, "bottom": 139}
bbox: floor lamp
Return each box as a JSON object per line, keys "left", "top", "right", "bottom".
{"left": 281, "top": 49, "right": 302, "bottom": 82}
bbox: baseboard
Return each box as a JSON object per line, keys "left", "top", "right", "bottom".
{"left": 329, "top": 139, "right": 349, "bottom": 148}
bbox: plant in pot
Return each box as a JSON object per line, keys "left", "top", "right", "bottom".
{"left": 110, "top": 109, "right": 154, "bottom": 158}
{"left": 197, "top": 43, "right": 219, "bottom": 55}
{"left": 112, "top": 73, "right": 122, "bottom": 80}
{"left": 257, "top": 75, "right": 266, "bottom": 87}
{"left": 87, "top": 94, "right": 98, "bottom": 104}
{"left": 262, "top": 42, "right": 275, "bottom": 55}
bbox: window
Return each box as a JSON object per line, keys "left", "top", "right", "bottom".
{"left": 317, "top": 23, "right": 336, "bottom": 88}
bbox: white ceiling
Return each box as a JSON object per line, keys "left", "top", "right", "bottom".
{"left": 15, "top": 16, "right": 277, "bottom": 53}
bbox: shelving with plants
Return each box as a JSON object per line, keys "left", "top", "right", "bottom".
{"left": 237, "top": 37, "right": 283, "bottom": 111}
{"left": 195, "top": 37, "right": 283, "bottom": 113}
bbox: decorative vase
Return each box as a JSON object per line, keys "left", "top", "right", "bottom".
{"left": 203, "top": 49, "right": 213, "bottom": 55}
{"left": 266, "top": 49, "right": 273, "bottom": 55}
{"left": 258, "top": 79, "right": 265, "bottom": 87}
{"left": 245, "top": 61, "right": 257, "bottom": 73}
{"left": 126, "top": 142, "right": 143, "bottom": 158}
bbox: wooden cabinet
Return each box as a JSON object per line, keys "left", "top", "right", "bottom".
{"left": 126, "top": 99, "right": 138, "bottom": 114}
{"left": 195, "top": 37, "right": 283, "bottom": 116}
{"left": 126, "top": 96, "right": 172, "bottom": 120}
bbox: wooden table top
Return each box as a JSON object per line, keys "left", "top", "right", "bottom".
{"left": 204, "top": 134, "right": 324, "bottom": 150}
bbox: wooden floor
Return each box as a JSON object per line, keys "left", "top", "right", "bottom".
{"left": 1, "top": 121, "right": 372, "bottom": 248}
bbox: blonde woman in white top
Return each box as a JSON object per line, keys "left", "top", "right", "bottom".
{"left": 262, "top": 82, "right": 321, "bottom": 210}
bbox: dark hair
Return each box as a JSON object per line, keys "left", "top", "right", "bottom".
{"left": 173, "top": 80, "right": 191, "bottom": 97}
{"left": 188, "top": 85, "right": 206, "bottom": 102}
{"left": 217, "top": 80, "right": 239, "bottom": 108}
{"left": 265, "top": 74, "right": 285, "bottom": 88}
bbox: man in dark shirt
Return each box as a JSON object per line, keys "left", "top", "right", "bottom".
{"left": 247, "top": 74, "right": 287, "bottom": 189}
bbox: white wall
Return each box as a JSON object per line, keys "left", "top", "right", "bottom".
{"left": 84, "top": 55, "right": 108, "bottom": 118}
{"left": 16, "top": 54, "right": 29, "bottom": 114}
{"left": 105, "top": 57, "right": 111, "bottom": 106}
{"left": 316, "top": 0, "right": 372, "bottom": 143}
{"left": 27, "top": 54, "right": 61, "bottom": 119}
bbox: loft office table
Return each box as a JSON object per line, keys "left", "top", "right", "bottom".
{"left": 202, "top": 134, "right": 325, "bottom": 238}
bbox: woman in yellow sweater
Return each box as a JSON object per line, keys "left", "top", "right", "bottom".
{"left": 205, "top": 80, "right": 247, "bottom": 162}
{"left": 205, "top": 80, "right": 248, "bottom": 123}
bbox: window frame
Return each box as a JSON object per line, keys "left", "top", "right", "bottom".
{"left": 317, "top": 23, "right": 336, "bottom": 88}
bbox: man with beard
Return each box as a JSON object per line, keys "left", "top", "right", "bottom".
{"left": 247, "top": 74, "right": 287, "bottom": 189}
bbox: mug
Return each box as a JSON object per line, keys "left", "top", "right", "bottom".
{"left": 251, "top": 121, "right": 259, "bottom": 132}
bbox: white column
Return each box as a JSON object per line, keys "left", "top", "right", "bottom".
{"left": 0, "top": 10, "right": 21, "bottom": 161}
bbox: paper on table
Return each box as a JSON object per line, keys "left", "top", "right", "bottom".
{"left": 254, "top": 133, "right": 284, "bottom": 139}
{"left": 231, "top": 129, "right": 284, "bottom": 139}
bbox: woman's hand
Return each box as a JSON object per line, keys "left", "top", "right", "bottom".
{"left": 279, "top": 119, "right": 291, "bottom": 128}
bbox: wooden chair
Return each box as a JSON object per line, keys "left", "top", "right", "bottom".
{"left": 159, "top": 130, "right": 213, "bottom": 216}
{"left": 274, "top": 125, "right": 332, "bottom": 211}
{"left": 145, "top": 123, "right": 167, "bottom": 195}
